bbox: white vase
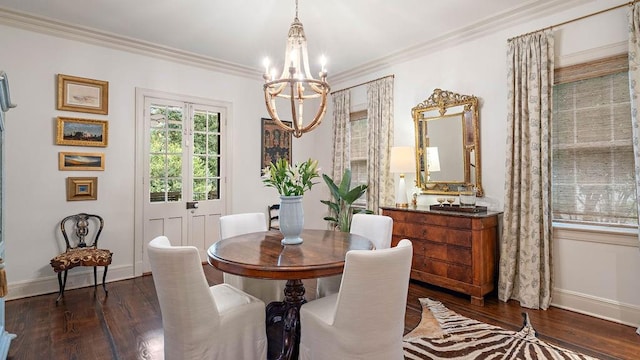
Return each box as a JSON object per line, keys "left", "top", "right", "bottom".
{"left": 279, "top": 195, "right": 304, "bottom": 245}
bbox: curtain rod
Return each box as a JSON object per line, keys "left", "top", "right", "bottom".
{"left": 508, "top": 0, "right": 637, "bottom": 41}
{"left": 330, "top": 74, "right": 394, "bottom": 95}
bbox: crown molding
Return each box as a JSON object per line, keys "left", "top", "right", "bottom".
{"left": 0, "top": 7, "right": 262, "bottom": 80}
{"left": 331, "top": 0, "right": 594, "bottom": 83}
{"left": 0, "top": 0, "right": 606, "bottom": 83}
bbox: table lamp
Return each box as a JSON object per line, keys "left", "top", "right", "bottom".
{"left": 390, "top": 146, "right": 416, "bottom": 208}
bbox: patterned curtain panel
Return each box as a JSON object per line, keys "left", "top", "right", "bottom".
{"left": 366, "top": 77, "right": 394, "bottom": 214}
{"left": 499, "top": 30, "right": 554, "bottom": 310}
{"left": 629, "top": 2, "right": 640, "bottom": 245}
{"left": 331, "top": 90, "right": 351, "bottom": 181}
{"left": 627, "top": 2, "right": 640, "bottom": 336}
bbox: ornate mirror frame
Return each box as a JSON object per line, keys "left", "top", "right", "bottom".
{"left": 412, "top": 88, "right": 483, "bottom": 196}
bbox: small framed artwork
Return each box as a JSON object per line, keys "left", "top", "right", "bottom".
{"left": 59, "top": 152, "right": 105, "bottom": 171}
{"left": 56, "top": 117, "right": 108, "bottom": 147}
{"left": 66, "top": 177, "right": 98, "bottom": 201}
{"left": 261, "top": 117, "right": 292, "bottom": 172}
{"left": 57, "top": 74, "right": 109, "bottom": 115}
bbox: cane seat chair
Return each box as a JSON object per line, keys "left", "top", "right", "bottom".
{"left": 50, "top": 213, "right": 112, "bottom": 302}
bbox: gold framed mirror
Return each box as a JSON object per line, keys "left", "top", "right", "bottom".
{"left": 412, "top": 88, "right": 483, "bottom": 196}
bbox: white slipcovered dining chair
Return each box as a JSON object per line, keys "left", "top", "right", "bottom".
{"left": 147, "top": 236, "right": 267, "bottom": 360}
{"left": 316, "top": 213, "right": 394, "bottom": 298}
{"left": 300, "top": 239, "right": 412, "bottom": 360}
{"left": 220, "top": 212, "right": 286, "bottom": 304}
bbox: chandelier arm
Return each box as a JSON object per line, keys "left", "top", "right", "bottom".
{"left": 302, "top": 87, "right": 329, "bottom": 133}
{"left": 289, "top": 79, "right": 302, "bottom": 137}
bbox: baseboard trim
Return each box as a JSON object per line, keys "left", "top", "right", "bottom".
{"left": 552, "top": 288, "right": 640, "bottom": 328}
{"left": 5, "top": 265, "right": 134, "bottom": 301}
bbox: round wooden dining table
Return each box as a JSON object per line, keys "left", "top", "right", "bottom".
{"left": 207, "top": 229, "right": 374, "bottom": 360}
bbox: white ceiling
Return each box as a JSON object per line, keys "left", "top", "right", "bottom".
{"left": 0, "top": 0, "right": 590, "bottom": 81}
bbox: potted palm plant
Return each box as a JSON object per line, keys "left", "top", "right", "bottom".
{"left": 321, "top": 168, "right": 372, "bottom": 232}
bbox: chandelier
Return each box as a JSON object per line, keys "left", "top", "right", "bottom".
{"left": 263, "top": 0, "right": 330, "bottom": 138}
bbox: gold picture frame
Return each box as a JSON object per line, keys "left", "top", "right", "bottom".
{"left": 66, "top": 177, "right": 98, "bottom": 201}
{"left": 57, "top": 74, "right": 109, "bottom": 115}
{"left": 59, "top": 152, "right": 105, "bottom": 171}
{"left": 56, "top": 117, "right": 108, "bottom": 147}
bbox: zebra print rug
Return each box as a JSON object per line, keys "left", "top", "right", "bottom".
{"left": 403, "top": 298, "right": 600, "bottom": 360}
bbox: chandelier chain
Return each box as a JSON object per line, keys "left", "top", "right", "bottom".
{"left": 295, "top": 0, "right": 299, "bottom": 18}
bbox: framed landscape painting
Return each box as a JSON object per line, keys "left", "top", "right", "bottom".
{"left": 57, "top": 74, "right": 109, "bottom": 115}
{"left": 261, "top": 117, "right": 292, "bottom": 173}
{"left": 56, "top": 117, "right": 108, "bottom": 147}
{"left": 59, "top": 152, "right": 105, "bottom": 171}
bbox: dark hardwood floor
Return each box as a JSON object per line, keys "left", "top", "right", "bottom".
{"left": 5, "top": 266, "right": 639, "bottom": 359}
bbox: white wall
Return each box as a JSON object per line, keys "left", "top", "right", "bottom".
{"left": 330, "top": 0, "right": 640, "bottom": 326}
{"left": 0, "top": 22, "right": 328, "bottom": 298}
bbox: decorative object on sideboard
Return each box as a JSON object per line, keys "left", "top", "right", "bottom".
{"left": 458, "top": 185, "right": 477, "bottom": 208}
{"left": 390, "top": 146, "right": 416, "bottom": 208}
{"left": 57, "top": 74, "right": 109, "bottom": 115}
{"left": 262, "top": 0, "right": 330, "bottom": 138}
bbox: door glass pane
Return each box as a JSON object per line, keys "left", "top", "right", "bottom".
{"left": 148, "top": 104, "right": 183, "bottom": 203}
{"left": 192, "top": 109, "right": 221, "bottom": 201}
{"left": 194, "top": 112, "right": 206, "bottom": 131}
{"left": 193, "top": 155, "right": 206, "bottom": 177}
{"left": 193, "top": 133, "right": 206, "bottom": 155}
{"left": 193, "top": 178, "right": 206, "bottom": 201}
{"left": 207, "top": 178, "right": 220, "bottom": 200}
{"left": 208, "top": 156, "right": 219, "bottom": 177}
{"left": 208, "top": 113, "right": 219, "bottom": 131}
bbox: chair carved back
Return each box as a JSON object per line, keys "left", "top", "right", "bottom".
{"left": 268, "top": 204, "right": 280, "bottom": 230}
{"left": 60, "top": 213, "right": 104, "bottom": 250}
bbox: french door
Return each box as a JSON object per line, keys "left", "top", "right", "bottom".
{"left": 136, "top": 90, "right": 229, "bottom": 274}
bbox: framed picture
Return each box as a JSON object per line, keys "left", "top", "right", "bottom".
{"left": 59, "top": 152, "right": 105, "bottom": 171}
{"left": 66, "top": 177, "right": 98, "bottom": 201}
{"left": 56, "top": 117, "right": 108, "bottom": 147}
{"left": 57, "top": 74, "right": 109, "bottom": 115}
{"left": 261, "top": 117, "right": 292, "bottom": 172}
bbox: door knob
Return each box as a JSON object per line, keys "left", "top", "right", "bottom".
{"left": 186, "top": 201, "right": 199, "bottom": 209}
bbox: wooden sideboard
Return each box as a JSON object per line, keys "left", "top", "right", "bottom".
{"left": 381, "top": 206, "right": 501, "bottom": 306}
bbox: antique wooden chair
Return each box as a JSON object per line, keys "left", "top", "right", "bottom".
{"left": 50, "top": 213, "right": 112, "bottom": 302}
{"left": 267, "top": 204, "right": 280, "bottom": 230}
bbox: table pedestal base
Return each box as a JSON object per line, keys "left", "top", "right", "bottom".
{"left": 266, "top": 279, "right": 306, "bottom": 360}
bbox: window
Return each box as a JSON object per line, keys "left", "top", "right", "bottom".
{"left": 350, "top": 110, "right": 368, "bottom": 207}
{"left": 552, "top": 54, "right": 637, "bottom": 227}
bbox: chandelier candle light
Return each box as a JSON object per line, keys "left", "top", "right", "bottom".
{"left": 263, "top": 0, "right": 330, "bottom": 138}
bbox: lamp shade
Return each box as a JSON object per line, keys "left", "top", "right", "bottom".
{"left": 389, "top": 146, "right": 416, "bottom": 174}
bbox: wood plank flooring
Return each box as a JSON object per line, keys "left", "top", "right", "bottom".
{"left": 5, "top": 266, "right": 639, "bottom": 360}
